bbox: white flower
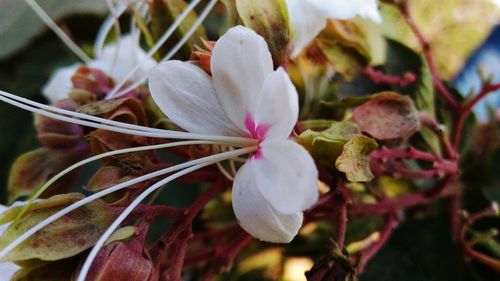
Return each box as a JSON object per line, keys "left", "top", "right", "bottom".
{"left": 285, "top": 0, "right": 382, "bottom": 57}
{"left": 42, "top": 33, "right": 157, "bottom": 103}
{"left": 149, "top": 26, "right": 319, "bottom": 243}
{"left": 42, "top": 63, "right": 80, "bottom": 103}
{"left": 0, "top": 205, "right": 20, "bottom": 279}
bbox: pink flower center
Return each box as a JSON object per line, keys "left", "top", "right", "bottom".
{"left": 244, "top": 113, "right": 270, "bottom": 159}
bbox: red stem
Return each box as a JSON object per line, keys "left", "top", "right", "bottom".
{"left": 357, "top": 214, "right": 398, "bottom": 272}
{"left": 350, "top": 193, "right": 429, "bottom": 216}
{"left": 153, "top": 177, "right": 229, "bottom": 263}
{"left": 459, "top": 207, "right": 500, "bottom": 273}
{"left": 336, "top": 200, "right": 348, "bottom": 249}
{"left": 161, "top": 226, "right": 192, "bottom": 281}
{"left": 363, "top": 66, "right": 416, "bottom": 86}
{"left": 200, "top": 232, "right": 252, "bottom": 281}
{"left": 452, "top": 83, "right": 500, "bottom": 148}
{"left": 399, "top": 1, "right": 460, "bottom": 110}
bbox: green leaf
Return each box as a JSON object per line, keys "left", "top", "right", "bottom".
{"left": 0, "top": 0, "right": 107, "bottom": 59}
{"left": 297, "top": 121, "right": 361, "bottom": 168}
{"left": 235, "top": 0, "right": 291, "bottom": 66}
{"left": 0, "top": 193, "right": 116, "bottom": 262}
{"left": 335, "top": 135, "right": 378, "bottom": 182}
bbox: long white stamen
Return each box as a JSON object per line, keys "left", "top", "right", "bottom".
{"left": 24, "top": 0, "right": 91, "bottom": 63}
{"left": 217, "top": 162, "right": 234, "bottom": 181}
{"left": 15, "top": 140, "right": 218, "bottom": 221}
{"left": 105, "top": 0, "right": 123, "bottom": 76}
{"left": 106, "top": 0, "right": 208, "bottom": 98}
{"left": 0, "top": 91, "right": 257, "bottom": 147}
{"left": 77, "top": 145, "right": 256, "bottom": 281}
{"left": 0, "top": 146, "right": 256, "bottom": 260}
{"left": 110, "top": 0, "right": 218, "bottom": 98}
{"left": 94, "top": 4, "right": 127, "bottom": 58}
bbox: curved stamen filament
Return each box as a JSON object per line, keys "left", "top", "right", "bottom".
{"left": 94, "top": 3, "right": 127, "bottom": 58}
{"left": 104, "top": 0, "right": 124, "bottom": 76}
{"left": 76, "top": 145, "right": 257, "bottom": 281}
{"left": 0, "top": 91, "right": 257, "bottom": 147}
{"left": 106, "top": 0, "right": 206, "bottom": 98}
{"left": 110, "top": 0, "right": 219, "bottom": 98}
{"left": 14, "top": 140, "right": 221, "bottom": 222}
{"left": 24, "top": 0, "right": 92, "bottom": 63}
{"left": 217, "top": 162, "right": 235, "bottom": 181}
{"left": 0, "top": 146, "right": 257, "bottom": 261}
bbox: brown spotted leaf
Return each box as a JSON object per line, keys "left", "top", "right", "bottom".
{"left": 351, "top": 92, "right": 421, "bottom": 141}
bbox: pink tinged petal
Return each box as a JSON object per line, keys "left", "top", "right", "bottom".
{"left": 0, "top": 205, "right": 20, "bottom": 278}
{"left": 148, "top": 61, "right": 244, "bottom": 136}
{"left": 285, "top": 0, "right": 328, "bottom": 57}
{"left": 42, "top": 64, "right": 81, "bottom": 103}
{"left": 249, "top": 140, "right": 319, "bottom": 215}
{"left": 254, "top": 67, "right": 299, "bottom": 140}
{"left": 211, "top": 26, "right": 274, "bottom": 131}
{"left": 232, "top": 163, "right": 303, "bottom": 243}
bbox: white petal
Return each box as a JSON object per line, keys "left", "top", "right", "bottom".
{"left": 308, "top": 0, "right": 382, "bottom": 23}
{"left": 0, "top": 205, "right": 20, "bottom": 278}
{"left": 356, "top": 0, "right": 382, "bottom": 23}
{"left": 254, "top": 68, "right": 299, "bottom": 140}
{"left": 211, "top": 26, "right": 274, "bottom": 131}
{"left": 232, "top": 163, "right": 303, "bottom": 243}
{"left": 90, "top": 33, "right": 157, "bottom": 84}
{"left": 285, "top": 0, "right": 328, "bottom": 57}
{"left": 148, "top": 61, "right": 243, "bottom": 136}
{"left": 248, "top": 140, "right": 319, "bottom": 214}
{"left": 42, "top": 64, "right": 80, "bottom": 103}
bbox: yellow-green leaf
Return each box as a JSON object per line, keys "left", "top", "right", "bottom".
{"left": 336, "top": 135, "right": 378, "bottom": 182}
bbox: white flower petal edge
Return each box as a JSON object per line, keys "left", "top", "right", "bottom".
{"left": 0, "top": 205, "right": 20, "bottom": 279}
{"left": 254, "top": 67, "right": 299, "bottom": 140}
{"left": 211, "top": 26, "right": 274, "bottom": 132}
{"left": 285, "top": 0, "right": 382, "bottom": 57}
{"left": 89, "top": 33, "right": 157, "bottom": 84}
{"left": 232, "top": 162, "right": 303, "bottom": 243}
{"left": 148, "top": 25, "right": 319, "bottom": 243}
{"left": 42, "top": 64, "right": 80, "bottom": 103}
{"left": 148, "top": 60, "right": 243, "bottom": 136}
{"left": 42, "top": 33, "right": 157, "bottom": 102}
{"left": 248, "top": 140, "right": 319, "bottom": 215}
{"left": 284, "top": 0, "right": 330, "bottom": 57}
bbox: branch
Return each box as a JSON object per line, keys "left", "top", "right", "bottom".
{"left": 459, "top": 205, "right": 500, "bottom": 273}
{"left": 357, "top": 214, "right": 398, "bottom": 272}
{"left": 452, "top": 82, "right": 500, "bottom": 148}
{"left": 363, "top": 66, "right": 416, "bottom": 87}
{"left": 398, "top": 1, "right": 460, "bottom": 110}
{"left": 370, "top": 147, "right": 459, "bottom": 179}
